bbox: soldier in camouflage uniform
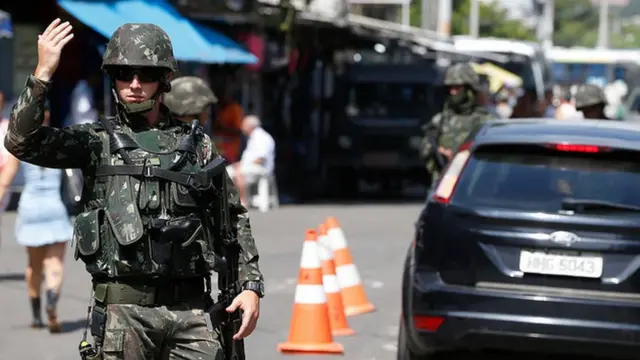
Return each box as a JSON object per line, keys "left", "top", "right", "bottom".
{"left": 6, "top": 19, "right": 264, "bottom": 359}
{"left": 419, "top": 62, "right": 491, "bottom": 186}
{"left": 574, "top": 84, "right": 610, "bottom": 120}
{"left": 164, "top": 76, "right": 218, "bottom": 124}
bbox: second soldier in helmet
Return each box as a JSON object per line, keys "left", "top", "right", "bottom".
{"left": 164, "top": 76, "right": 218, "bottom": 124}
{"left": 419, "top": 62, "right": 491, "bottom": 186}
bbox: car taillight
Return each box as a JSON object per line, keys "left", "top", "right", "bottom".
{"left": 413, "top": 315, "right": 445, "bottom": 331}
{"left": 546, "top": 143, "right": 611, "bottom": 153}
{"left": 434, "top": 142, "right": 472, "bottom": 204}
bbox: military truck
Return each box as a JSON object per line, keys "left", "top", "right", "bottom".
{"left": 320, "top": 50, "right": 446, "bottom": 196}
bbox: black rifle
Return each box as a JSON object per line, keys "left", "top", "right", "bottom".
{"left": 429, "top": 135, "right": 449, "bottom": 172}
{"left": 425, "top": 110, "right": 449, "bottom": 172}
{"left": 207, "top": 163, "right": 245, "bottom": 360}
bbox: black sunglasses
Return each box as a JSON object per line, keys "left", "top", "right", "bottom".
{"left": 112, "top": 67, "right": 166, "bottom": 83}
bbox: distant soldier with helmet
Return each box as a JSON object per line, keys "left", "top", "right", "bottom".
{"left": 574, "top": 84, "right": 611, "bottom": 120}
{"left": 419, "top": 62, "right": 491, "bottom": 186}
{"left": 6, "top": 19, "right": 264, "bottom": 360}
{"left": 164, "top": 75, "right": 218, "bottom": 124}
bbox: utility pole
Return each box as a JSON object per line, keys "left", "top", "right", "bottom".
{"left": 469, "top": 0, "right": 479, "bottom": 38}
{"left": 542, "top": 0, "right": 554, "bottom": 49}
{"left": 597, "top": 0, "right": 609, "bottom": 48}
{"left": 535, "top": 0, "right": 554, "bottom": 50}
{"left": 421, "top": 0, "right": 429, "bottom": 29}
{"left": 437, "top": 0, "right": 451, "bottom": 36}
{"left": 422, "top": 0, "right": 438, "bottom": 31}
{"left": 401, "top": 0, "right": 410, "bottom": 27}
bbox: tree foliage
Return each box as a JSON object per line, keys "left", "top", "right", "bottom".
{"left": 410, "top": 0, "right": 536, "bottom": 40}
{"left": 611, "top": 24, "right": 640, "bottom": 49}
{"left": 407, "top": 0, "right": 640, "bottom": 48}
{"left": 553, "top": 0, "right": 640, "bottom": 48}
{"left": 552, "top": 0, "right": 599, "bottom": 47}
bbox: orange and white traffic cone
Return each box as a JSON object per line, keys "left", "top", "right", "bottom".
{"left": 325, "top": 216, "right": 376, "bottom": 316}
{"left": 278, "top": 229, "right": 344, "bottom": 355}
{"left": 317, "top": 223, "right": 355, "bottom": 336}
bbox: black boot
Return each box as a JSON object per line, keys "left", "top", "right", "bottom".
{"left": 30, "top": 297, "right": 44, "bottom": 329}
{"left": 46, "top": 289, "right": 61, "bottom": 333}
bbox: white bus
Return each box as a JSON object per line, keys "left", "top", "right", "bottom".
{"left": 547, "top": 47, "right": 640, "bottom": 87}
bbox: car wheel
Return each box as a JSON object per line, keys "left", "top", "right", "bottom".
{"left": 397, "top": 317, "right": 427, "bottom": 360}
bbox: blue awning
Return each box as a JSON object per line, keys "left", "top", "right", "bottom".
{"left": 0, "top": 10, "right": 13, "bottom": 38}
{"left": 57, "top": 0, "right": 258, "bottom": 65}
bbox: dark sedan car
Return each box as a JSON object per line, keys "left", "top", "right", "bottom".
{"left": 400, "top": 119, "right": 640, "bottom": 359}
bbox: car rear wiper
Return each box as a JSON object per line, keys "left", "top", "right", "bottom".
{"left": 561, "top": 198, "right": 640, "bottom": 213}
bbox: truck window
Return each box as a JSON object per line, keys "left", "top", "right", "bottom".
{"left": 346, "top": 82, "right": 428, "bottom": 118}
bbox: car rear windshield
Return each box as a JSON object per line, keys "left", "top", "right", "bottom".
{"left": 451, "top": 145, "right": 640, "bottom": 212}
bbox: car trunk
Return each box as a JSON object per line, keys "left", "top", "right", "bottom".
{"left": 419, "top": 143, "right": 640, "bottom": 294}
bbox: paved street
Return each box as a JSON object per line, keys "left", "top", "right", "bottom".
{"left": 0, "top": 204, "right": 417, "bottom": 360}
{"left": 0, "top": 203, "right": 611, "bottom": 360}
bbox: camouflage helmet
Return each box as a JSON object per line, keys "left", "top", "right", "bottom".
{"left": 574, "top": 84, "right": 607, "bottom": 109}
{"left": 444, "top": 62, "right": 481, "bottom": 91}
{"left": 101, "top": 23, "right": 178, "bottom": 72}
{"left": 164, "top": 76, "right": 218, "bottom": 116}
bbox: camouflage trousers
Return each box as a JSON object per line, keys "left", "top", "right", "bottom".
{"left": 99, "top": 301, "right": 224, "bottom": 360}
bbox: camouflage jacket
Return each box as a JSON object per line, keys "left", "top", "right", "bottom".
{"left": 6, "top": 75, "right": 263, "bottom": 287}
{"left": 419, "top": 106, "right": 490, "bottom": 175}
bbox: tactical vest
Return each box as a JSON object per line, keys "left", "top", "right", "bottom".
{"left": 73, "top": 118, "right": 226, "bottom": 280}
{"left": 438, "top": 108, "right": 490, "bottom": 151}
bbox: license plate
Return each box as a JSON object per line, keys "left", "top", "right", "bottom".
{"left": 362, "top": 152, "right": 399, "bottom": 168}
{"left": 519, "top": 250, "right": 603, "bottom": 279}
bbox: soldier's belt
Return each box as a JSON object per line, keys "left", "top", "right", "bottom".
{"left": 94, "top": 157, "right": 227, "bottom": 190}
{"left": 93, "top": 277, "right": 209, "bottom": 306}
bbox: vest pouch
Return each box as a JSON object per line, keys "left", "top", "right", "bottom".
{"left": 148, "top": 225, "right": 172, "bottom": 275}
{"left": 73, "top": 209, "right": 104, "bottom": 261}
{"left": 105, "top": 175, "right": 144, "bottom": 246}
{"left": 164, "top": 217, "right": 214, "bottom": 276}
{"left": 137, "top": 179, "right": 161, "bottom": 211}
{"left": 169, "top": 183, "right": 200, "bottom": 212}
{"left": 148, "top": 216, "right": 203, "bottom": 275}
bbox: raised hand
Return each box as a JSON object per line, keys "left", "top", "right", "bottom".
{"left": 34, "top": 18, "right": 74, "bottom": 82}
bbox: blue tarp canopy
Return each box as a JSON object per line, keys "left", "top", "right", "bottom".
{"left": 57, "top": 0, "right": 258, "bottom": 64}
